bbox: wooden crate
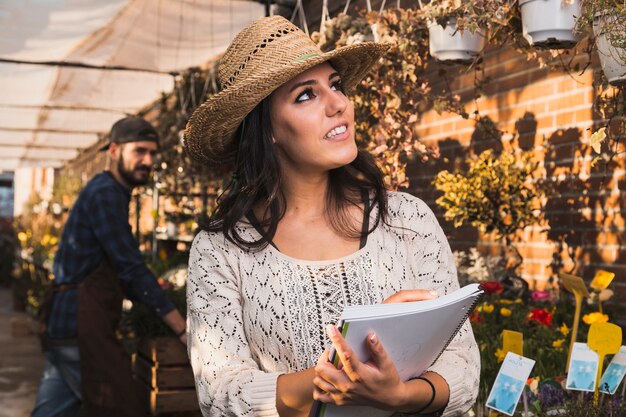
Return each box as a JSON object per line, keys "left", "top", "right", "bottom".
{"left": 133, "top": 337, "right": 200, "bottom": 416}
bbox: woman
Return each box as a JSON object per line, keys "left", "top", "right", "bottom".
{"left": 184, "top": 15, "right": 479, "bottom": 417}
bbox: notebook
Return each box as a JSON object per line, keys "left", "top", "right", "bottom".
{"left": 309, "top": 283, "right": 484, "bottom": 417}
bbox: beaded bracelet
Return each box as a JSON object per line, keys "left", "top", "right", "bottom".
{"left": 413, "top": 376, "right": 436, "bottom": 415}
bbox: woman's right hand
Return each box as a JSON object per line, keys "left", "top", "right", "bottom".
{"left": 382, "top": 289, "right": 438, "bottom": 304}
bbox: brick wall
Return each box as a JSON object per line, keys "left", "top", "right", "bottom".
{"left": 407, "top": 46, "right": 625, "bottom": 319}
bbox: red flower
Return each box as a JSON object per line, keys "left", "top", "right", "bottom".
{"left": 469, "top": 310, "right": 483, "bottom": 324}
{"left": 528, "top": 308, "right": 552, "bottom": 327}
{"left": 481, "top": 281, "right": 503, "bottom": 294}
{"left": 531, "top": 290, "right": 550, "bottom": 301}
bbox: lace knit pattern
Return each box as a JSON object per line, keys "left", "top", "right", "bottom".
{"left": 187, "top": 191, "right": 480, "bottom": 417}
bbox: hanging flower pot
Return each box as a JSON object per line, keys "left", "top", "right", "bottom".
{"left": 428, "top": 18, "right": 485, "bottom": 64}
{"left": 519, "top": 0, "right": 581, "bottom": 49}
{"left": 593, "top": 12, "right": 626, "bottom": 87}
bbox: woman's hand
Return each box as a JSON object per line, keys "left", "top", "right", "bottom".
{"left": 312, "top": 289, "right": 439, "bottom": 411}
{"left": 313, "top": 325, "right": 408, "bottom": 410}
{"left": 382, "top": 289, "right": 438, "bottom": 304}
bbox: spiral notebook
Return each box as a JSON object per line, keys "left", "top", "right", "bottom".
{"left": 309, "top": 283, "right": 484, "bottom": 417}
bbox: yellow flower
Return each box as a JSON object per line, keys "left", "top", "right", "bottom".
{"left": 500, "top": 307, "right": 512, "bottom": 317}
{"left": 514, "top": 298, "right": 523, "bottom": 304}
{"left": 495, "top": 348, "right": 506, "bottom": 363}
{"left": 483, "top": 303, "right": 494, "bottom": 314}
{"left": 582, "top": 312, "right": 609, "bottom": 325}
{"left": 552, "top": 338, "right": 565, "bottom": 349}
{"left": 17, "top": 232, "right": 27, "bottom": 242}
{"left": 560, "top": 323, "right": 570, "bottom": 336}
{"left": 500, "top": 299, "right": 514, "bottom": 305}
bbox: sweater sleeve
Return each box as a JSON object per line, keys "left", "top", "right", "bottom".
{"left": 187, "top": 231, "right": 282, "bottom": 417}
{"left": 401, "top": 194, "right": 480, "bottom": 417}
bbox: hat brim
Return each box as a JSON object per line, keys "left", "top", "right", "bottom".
{"left": 183, "top": 41, "right": 391, "bottom": 167}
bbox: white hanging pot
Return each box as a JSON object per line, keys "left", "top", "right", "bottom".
{"left": 593, "top": 12, "right": 626, "bottom": 87}
{"left": 428, "top": 18, "right": 485, "bottom": 64}
{"left": 518, "top": 0, "right": 581, "bottom": 49}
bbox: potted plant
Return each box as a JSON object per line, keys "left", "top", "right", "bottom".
{"left": 518, "top": 0, "right": 582, "bottom": 49}
{"left": 433, "top": 149, "right": 548, "bottom": 292}
{"left": 579, "top": 0, "right": 626, "bottom": 86}
{"left": 418, "top": 0, "right": 491, "bottom": 64}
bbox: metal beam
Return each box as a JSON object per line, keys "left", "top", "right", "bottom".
{"left": 0, "top": 143, "right": 83, "bottom": 151}
{"left": 0, "top": 103, "right": 131, "bottom": 114}
{"left": 0, "top": 57, "right": 179, "bottom": 76}
{"left": 0, "top": 127, "right": 101, "bottom": 135}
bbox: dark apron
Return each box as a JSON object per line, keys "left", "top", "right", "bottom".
{"left": 40, "top": 261, "right": 145, "bottom": 417}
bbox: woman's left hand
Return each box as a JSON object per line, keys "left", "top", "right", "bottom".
{"left": 312, "top": 324, "right": 408, "bottom": 410}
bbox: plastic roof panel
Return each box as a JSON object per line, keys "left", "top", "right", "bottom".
{"left": 0, "top": 0, "right": 265, "bottom": 170}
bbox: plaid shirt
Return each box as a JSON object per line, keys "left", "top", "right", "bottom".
{"left": 48, "top": 172, "right": 175, "bottom": 339}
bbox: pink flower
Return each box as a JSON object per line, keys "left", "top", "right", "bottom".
{"left": 531, "top": 291, "right": 550, "bottom": 301}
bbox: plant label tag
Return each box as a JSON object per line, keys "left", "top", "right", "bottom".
{"left": 566, "top": 342, "right": 599, "bottom": 392}
{"left": 588, "top": 322, "right": 622, "bottom": 356}
{"left": 559, "top": 272, "right": 589, "bottom": 297}
{"left": 590, "top": 270, "right": 615, "bottom": 290}
{"left": 502, "top": 330, "right": 523, "bottom": 356}
{"left": 599, "top": 346, "right": 626, "bottom": 394}
{"left": 486, "top": 352, "right": 535, "bottom": 416}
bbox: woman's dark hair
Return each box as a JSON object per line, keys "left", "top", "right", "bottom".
{"left": 202, "top": 96, "right": 388, "bottom": 250}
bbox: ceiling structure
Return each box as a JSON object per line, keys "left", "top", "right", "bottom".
{"left": 0, "top": 0, "right": 390, "bottom": 171}
{"left": 0, "top": 0, "right": 266, "bottom": 171}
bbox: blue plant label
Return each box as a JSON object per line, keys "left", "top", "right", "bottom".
{"left": 599, "top": 346, "right": 626, "bottom": 395}
{"left": 486, "top": 352, "right": 536, "bottom": 416}
{"left": 566, "top": 342, "right": 600, "bottom": 392}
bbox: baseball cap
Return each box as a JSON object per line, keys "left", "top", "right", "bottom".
{"left": 99, "top": 116, "right": 160, "bottom": 151}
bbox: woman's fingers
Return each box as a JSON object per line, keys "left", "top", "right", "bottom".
{"left": 326, "top": 324, "right": 362, "bottom": 382}
{"left": 382, "top": 289, "right": 438, "bottom": 304}
{"left": 365, "top": 332, "right": 393, "bottom": 368}
{"left": 313, "top": 375, "right": 340, "bottom": 393}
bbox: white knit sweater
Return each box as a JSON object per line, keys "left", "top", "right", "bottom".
{"left": 187, "top": 191, "right": 480, "bottom": 417}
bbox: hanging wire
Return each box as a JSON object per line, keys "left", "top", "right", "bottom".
{"left": 320, "top": 0, "right": 330, "bottom": 32}
{"left": 343, "top": 0, "right": 351, "bottom": 14}
{"left": 379, "top": 0, "right": 387, "bottom": 14}
{"left": 209, "top": 63, "right": 218, "bottom": 94}
{"left": 297, "top": 0, "right": 310, "bottom": 36}
{"left": 190, "top": 71, "right": 197, "bottom": 110}
{"left": 199, "top": 68, "right": 211, "bottom": 101}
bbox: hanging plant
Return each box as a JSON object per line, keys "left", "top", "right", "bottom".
{"left": 518, "top": 0, "right": 582, "bottom": 49}
{"left": 419, "top": 0, "right": 517, "bottom": 63}
{"left": 427, "top": 17, "right": 486, "bottom": 64}
{"left": 593, "top": 12, "right": 626, "bottom": 86}
{"left": 576, "top": 0, "right": 626, "bottom": 86}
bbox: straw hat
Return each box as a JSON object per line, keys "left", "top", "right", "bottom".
{"left": 183, "top": 15, "right": 390, "bottom": 166}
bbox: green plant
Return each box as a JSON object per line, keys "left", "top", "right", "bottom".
{"left": 470, "top": 281, "right": 622, "bottom": 415}
{"left": 577, "top": 0, "right": 626, "bottom": 52}
{"left": 434, "top": 149, "right": 546, "bottom": 270}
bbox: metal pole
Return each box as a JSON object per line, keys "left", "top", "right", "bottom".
{"left": 134, "top": 194, "right": 141, "bottom": 243}
{"left": 152, "top": 184, "right": 159, "bottom": 263}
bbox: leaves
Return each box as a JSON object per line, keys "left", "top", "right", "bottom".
{"left": 433, "top": 150, "right": 546, "bottom": 242}
{"left": 589, "top": 127, "right": 606, "bottom": 154}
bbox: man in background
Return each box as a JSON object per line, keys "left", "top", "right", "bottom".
{"left": 31, "top": 116, "right": 187, "bottom": 417}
